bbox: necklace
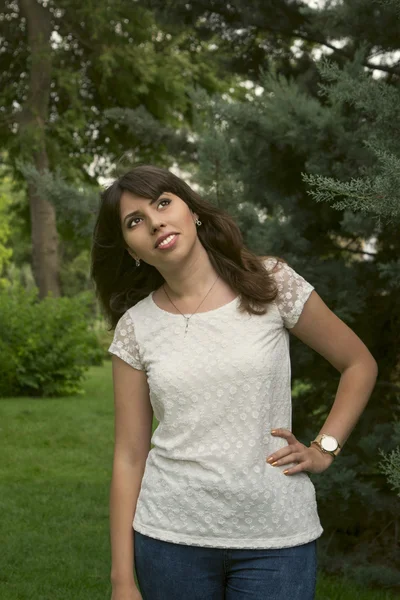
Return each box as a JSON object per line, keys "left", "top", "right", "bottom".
{"left": 162, "top": 275, "right": 220, "bottom": 336}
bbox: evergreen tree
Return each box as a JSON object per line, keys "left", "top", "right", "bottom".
{"left": 188, "top": 48, "right": 400, "bottom": 594}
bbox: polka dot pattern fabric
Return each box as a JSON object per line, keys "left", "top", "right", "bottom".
{"left": 108, "top": 258, "right": 323, "bottom": 548}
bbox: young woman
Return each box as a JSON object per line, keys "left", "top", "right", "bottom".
{"left": 91, "top": 164, "right": 378, "bottom": 600}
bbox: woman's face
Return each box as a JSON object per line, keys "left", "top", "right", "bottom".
{"left": 119, "top": 190, "right": 198, "bottom": 266}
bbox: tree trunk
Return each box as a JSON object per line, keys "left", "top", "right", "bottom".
{"left": 18, "top": 0, "right": 60, "bottom": 298}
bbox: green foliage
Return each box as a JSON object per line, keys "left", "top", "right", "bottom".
{"left": 60, "top": 249, "right": 92, "bottom": 297}
{"left": 188, "top": 9, "right": 400, "bottom": 586}
{"left": 189, "top": 87, "right": 246, "bottom": 213}
{"left": 378, "top": 423, "right": 400, "bottom": 497}
{"left": 0, "top": 287, "right": 103, "bottom": 398}
{"left": 16, "top": 162, "right": 99, "bottom": 240}
{"left": 4, "top": 262, "right": 36, "bottom": 292}
{"left": 0, "top": 157, "right": 33, "bottom": 288}
{"left": 302, "top": 46, "right": 400, "bottom": 228}
{"left": 0, "top": 0, "right": 228, "bottom": 183}
{"left": 0, "top": 174, "right": 14, "bottom": 288}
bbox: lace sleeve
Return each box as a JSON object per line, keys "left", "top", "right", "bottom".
{"left": 108, "top": 310, "right": 144, "bottom": 370}
{"left": 264, "top": 258, "right": 315, "bottom": 329}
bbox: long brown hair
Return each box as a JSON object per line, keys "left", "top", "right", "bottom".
{"left": 90, "top": 164, "right": 286, "bottom": 328}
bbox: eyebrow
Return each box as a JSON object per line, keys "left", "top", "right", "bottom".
{"left": 122, "top": 196, "right": 163, "bottom": 223}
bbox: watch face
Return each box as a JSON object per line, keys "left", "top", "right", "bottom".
{"left": 321, "top": 435, "right": 338, "bottom": 452}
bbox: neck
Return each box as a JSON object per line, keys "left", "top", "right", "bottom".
{"left": 159, "top": 247, "right": 219, "bottom": 301}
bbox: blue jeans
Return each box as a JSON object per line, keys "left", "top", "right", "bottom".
{"left": 134, "top": 530, "right": 318, "bottom": 599}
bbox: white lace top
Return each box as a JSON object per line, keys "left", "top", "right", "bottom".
{"left": 108, "top": 257, "right": 324, "bottom": 549}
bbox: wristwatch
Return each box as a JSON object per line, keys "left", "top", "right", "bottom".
{"left": 310, "top": 434, "right": 341, "bottom": 459}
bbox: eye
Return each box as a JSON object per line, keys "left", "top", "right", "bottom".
{"left": 127, "top": 199, "right": 171, "bottom": 229}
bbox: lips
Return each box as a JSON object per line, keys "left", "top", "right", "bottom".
{"left": 155, "top": 233, "right": 179, "bottom": 248}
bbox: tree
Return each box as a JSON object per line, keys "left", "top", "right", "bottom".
{"left": 178, "top": 2, "right": 400, "bottom": 588}
{"left": 300, "top": 41, "right": 400, "bottom": 502}
{"left": 17, "top": 0, "right": 60, "bottom": 297}
{"left": 0, "top": 0, "right": 229, "bottom": 296}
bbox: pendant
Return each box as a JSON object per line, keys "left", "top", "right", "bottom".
{"left": 184, "top": 317, "right": 189, "bottom": 336}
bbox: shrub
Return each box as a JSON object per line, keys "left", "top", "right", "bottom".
{"left": 0, "top": 287, "right": 103, "bottom": 397}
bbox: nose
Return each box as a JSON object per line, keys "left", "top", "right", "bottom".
{"left": 151, "top": 222, "right": 167, "bottom": 245}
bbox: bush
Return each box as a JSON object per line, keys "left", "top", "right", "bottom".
{"left": 0, "top": 287, "right": 104, "bottom": 397}
{"left": 92, "top": 317, "right": 114, "bottom": 360}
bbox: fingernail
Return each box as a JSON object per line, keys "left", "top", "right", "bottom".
{"left": 271, "top": 429, "right": 277, "bottom": 434}
{"left": 267, "top": 457, "right": 274, "bottom": 463}
{"left": 271, "top": 461, "right": 279, "bottom": 466}
{"left": 283, "top": 470, "right": 289, "bottom": 475}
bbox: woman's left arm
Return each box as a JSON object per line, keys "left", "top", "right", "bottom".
{"left": 266, "top": 290, "right": 378, "bottom": 476}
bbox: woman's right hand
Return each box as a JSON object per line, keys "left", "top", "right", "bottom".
{"left": 111, "top": 583, "right": 143, "bottom": 600}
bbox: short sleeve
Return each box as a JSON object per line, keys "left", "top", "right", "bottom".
{"left": 108, "top": 310, "right": 144, "bottom": 370}
{"left": 264, "top": 258, "right": 315, "bottom": 329}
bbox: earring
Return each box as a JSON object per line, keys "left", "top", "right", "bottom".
{"left": 195, "top": 218, "right": 202, "bottom": 226}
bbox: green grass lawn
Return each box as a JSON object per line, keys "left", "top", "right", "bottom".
{"left": 0, "top": 363, "right": 397, "bottom": 599}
